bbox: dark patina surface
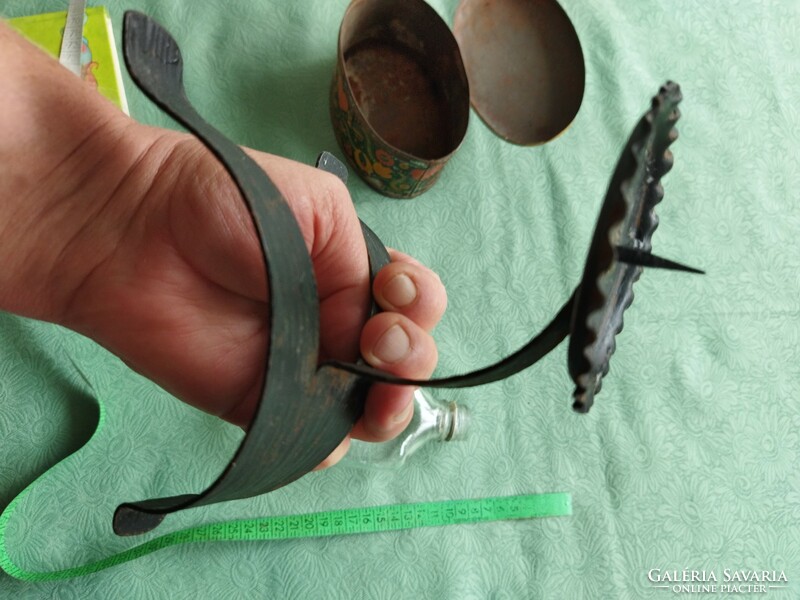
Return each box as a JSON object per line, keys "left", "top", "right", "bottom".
{"left": 118, "top": 12, "right": 696, "bottom": 535}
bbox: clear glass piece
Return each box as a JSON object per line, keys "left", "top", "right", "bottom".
{"left": 344, "top": 388, "right": 470, "bottom": 469}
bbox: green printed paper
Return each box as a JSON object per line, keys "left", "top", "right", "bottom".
{"left": 8, "top": 6, "right": 128, "bottom": 112}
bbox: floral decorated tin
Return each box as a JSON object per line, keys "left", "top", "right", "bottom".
{"left": 330, "top": 0, "right": 584, "bottom": 199}
{"left": 330, "top": 0, "right": 470, "bottom": 199}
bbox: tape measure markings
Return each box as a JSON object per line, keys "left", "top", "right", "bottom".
{"left": 0, "top": 492, "right": 570, "bottom": 582}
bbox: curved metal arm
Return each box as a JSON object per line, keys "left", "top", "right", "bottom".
{"left": 117, "top": 11, "right": 692, "bottom": 535}
{"left": 115, "top": 11, "right": 388, "bottom": 536}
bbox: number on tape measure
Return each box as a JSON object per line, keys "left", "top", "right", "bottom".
{"left": 0, "top": 492, "right": 570, "bottom": 581}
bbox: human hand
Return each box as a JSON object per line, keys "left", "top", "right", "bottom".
{"left": 0, "top": 23, "right": 447, "bottom": 469}
{"left": 67, "top": 129, "right": 448, "bottom": 469}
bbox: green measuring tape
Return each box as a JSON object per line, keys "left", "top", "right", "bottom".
{"left": 0, "top": 492, "right": 570, "bottom": 581}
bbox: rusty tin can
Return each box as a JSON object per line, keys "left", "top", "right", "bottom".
{"left": 330, "top": 0, "right": 471, "bottom": 199}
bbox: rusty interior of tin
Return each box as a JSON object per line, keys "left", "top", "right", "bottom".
{"left": 453, "top": 0, "right": 585, "bottom": 145}
{"left": 340, "top": 0, "right": 470, "bottom": 161}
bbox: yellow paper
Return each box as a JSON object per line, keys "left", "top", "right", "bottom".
{"left": 8, "top": 6, "right": 129, "bottom": 113}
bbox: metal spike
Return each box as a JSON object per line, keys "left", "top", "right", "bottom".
{"left": 615, "top": 246, "right": 705, "bottom": 274}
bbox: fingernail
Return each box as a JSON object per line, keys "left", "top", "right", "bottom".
{"left": 392, "top": 398, "right": 414, "bottom": 424}
{"left": 373, "top": 324, "right": 411, "bottom": 364}
{"left": 383, "top": 274, "right": 417, "bottom": 308}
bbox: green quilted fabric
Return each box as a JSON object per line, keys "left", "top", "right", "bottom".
{"left": 1, "top": 0, "right": 799, "bottom": 597}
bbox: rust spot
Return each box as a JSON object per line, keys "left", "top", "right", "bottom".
{"left": 345, "top": 40, "right": 452, "bottom": 160}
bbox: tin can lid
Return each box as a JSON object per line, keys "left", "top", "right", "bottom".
{"left": 453, "top": 0, "right": 585, "bottom": 146}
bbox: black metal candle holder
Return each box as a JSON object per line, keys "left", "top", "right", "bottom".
{"left": 114, "top": 11, "right": 700, "bottom": 536}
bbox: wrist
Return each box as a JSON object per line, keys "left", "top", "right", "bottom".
{"left": 0, "top": 42, "right": 183, "bottom": 327}
{"left": 0, "top": 23, "right": 144, "bottom": 322}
